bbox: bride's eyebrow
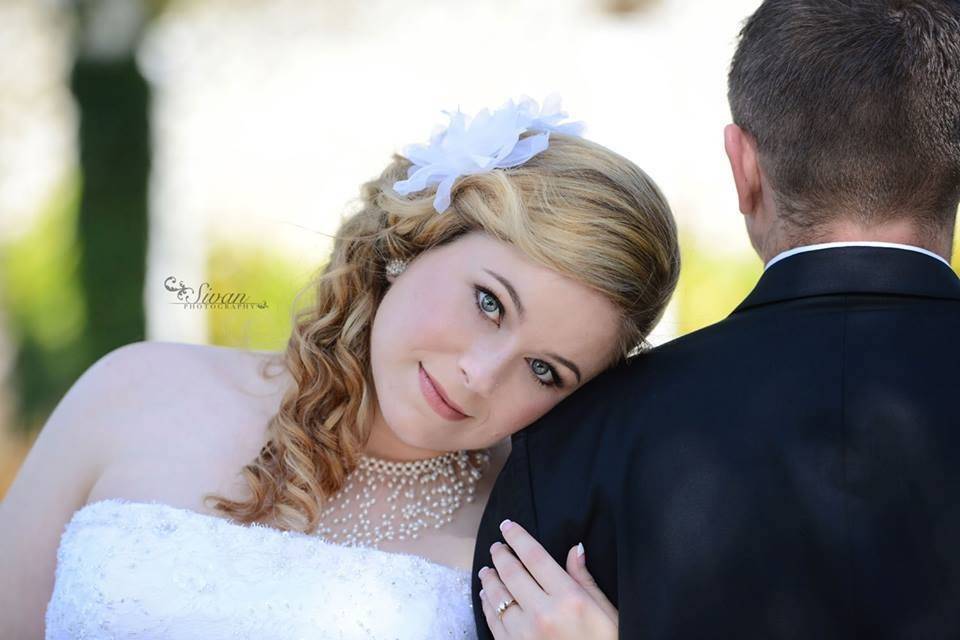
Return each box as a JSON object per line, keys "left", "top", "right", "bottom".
{"left": 545, "top": 352, "right": 582, "bottom": 385}
{"left": 482, "top": 269, "right": 526, "bottom": 319}
{"left": 481, "top": 268, "right": 582, "bottom": 385}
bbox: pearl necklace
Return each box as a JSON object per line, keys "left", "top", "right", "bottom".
{"left": 315, "top": 448, "right": 491, "bottom": 548}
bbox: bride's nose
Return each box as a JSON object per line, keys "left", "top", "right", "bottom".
{"left": 459, "top": 345, "right": 510, "bottom": 397}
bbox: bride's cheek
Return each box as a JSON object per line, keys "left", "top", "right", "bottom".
{"left": 417, "top": 290, "right": 465, "bottom": 336}
{"left": 499, "top": 395, "right": 553, "bottom": 436}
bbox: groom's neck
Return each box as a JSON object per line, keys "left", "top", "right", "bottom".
{"left": 758, "top": 216, "right": 955, "bottom": 264}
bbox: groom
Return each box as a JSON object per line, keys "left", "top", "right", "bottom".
{"left": 473, "top": 0, "right": 960, "bottom": 637}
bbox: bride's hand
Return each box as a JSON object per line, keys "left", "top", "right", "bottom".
{"left": 478, "top": 519, "right": 618, "bottom": 639}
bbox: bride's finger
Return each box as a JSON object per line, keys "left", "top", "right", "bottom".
{"left": 498, "top": 519, "right": 576, "bottom": 596}
{"left": 478, "top": 585, "right": 509, "bottom": 639}
{"left": 478, "top": 566, "right": 522, "bottom": 630}
{"left": 490, "top": 541, "right": 549, "bottom": 608}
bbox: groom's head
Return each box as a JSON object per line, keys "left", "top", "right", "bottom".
{"left": 725, "top": 0, "right": 960, "bottom": 262}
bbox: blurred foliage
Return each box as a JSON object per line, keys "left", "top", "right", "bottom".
{"left": 206, "top": 242, "right": 323, "bottom": 352}
{"left": 674, "top": 216, "right": 960, "bottom": 336}
{"left": 0, "top": 172, "right": 93, "bottom": 434}
{"left": 952, "top": 214, "right": 960, "bottom": 271}
{"left": 674, "top": 233, "right": 763, "bottom": 335}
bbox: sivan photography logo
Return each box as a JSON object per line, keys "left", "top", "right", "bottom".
{"left": 164, "top": 276, "right": 268, "bottom": 310}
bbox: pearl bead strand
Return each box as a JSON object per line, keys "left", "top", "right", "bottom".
{"left": 315, "top": 449, "right": 491, "bottom": 548}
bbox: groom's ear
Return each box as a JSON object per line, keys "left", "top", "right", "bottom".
{"left": 724, "top": 124, "right": 762, "bottom": 216}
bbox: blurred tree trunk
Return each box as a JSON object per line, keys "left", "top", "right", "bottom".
{"left": 70, "top": 64, "right": 149, "bottom": 357}
{"left": 71, "top": 0, "right": 154, "bottom": 359}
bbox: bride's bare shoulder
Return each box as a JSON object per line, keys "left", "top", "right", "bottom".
{"left": 83, "top": 340, "right": 293, "bottom": 509}
{"left": 91, "top": 340, "right": 287, "bottom": 437}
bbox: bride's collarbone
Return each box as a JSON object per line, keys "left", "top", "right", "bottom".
{"left": 84, "top": 344, "right": 280, "bottom": 516}
{"left": 85, "top": 448, "right": 250, "bottom": 517}
{"left": 85, "top": 414, "right": 271, "bottom": 517}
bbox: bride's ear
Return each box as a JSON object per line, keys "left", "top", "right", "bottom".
{"left": 724, "top": 123, "right": 763, "bottom": 217}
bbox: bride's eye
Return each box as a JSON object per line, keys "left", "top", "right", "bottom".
{"left": 474, "top": 286, "right": 503, "bottom": 326}
{"left": 528, "top": 358, "right": 562, "bottom": 388}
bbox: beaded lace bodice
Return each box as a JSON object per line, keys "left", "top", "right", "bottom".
{"left": 44, "top": 498, "right": 478, "bottom": 639}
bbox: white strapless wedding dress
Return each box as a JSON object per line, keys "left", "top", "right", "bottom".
{"left": 44, "top": 498, "right": 478, "bottom": 639}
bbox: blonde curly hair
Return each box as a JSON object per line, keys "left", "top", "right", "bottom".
{"left": 203, "top": 132, "right": 680, "bottom": 532}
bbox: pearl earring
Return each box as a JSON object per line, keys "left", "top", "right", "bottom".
{"left": 385, "top": 258, "right": 408, "bottom": 278}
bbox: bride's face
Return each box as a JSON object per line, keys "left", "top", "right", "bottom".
{"left": 368, "top": 230, "right": 622, "bottom": 455}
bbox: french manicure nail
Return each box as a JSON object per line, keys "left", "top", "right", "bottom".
{"left": 577, "top": 542, "right": 585, "bottom": 558}
{"left": 499, "top": 519, "right": 514, "bottom": 532}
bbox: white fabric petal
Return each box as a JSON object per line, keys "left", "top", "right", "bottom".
{"left": 498, "top": 132, "right": 550, "bottom": 168}
{"left": 391, "top": 96, "right": 585, "bottom": 213}
{"left": 433, "top": 174, "right": 458, "bottom": 213}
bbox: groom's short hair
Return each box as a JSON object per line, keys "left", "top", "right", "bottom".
{"left": 728, "top": 0, "right": 960, "bottom": 236}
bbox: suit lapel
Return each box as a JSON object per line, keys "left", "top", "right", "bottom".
{"left": 501, "top": 430, "right": 539, "bottom": 534}
{"left": 733, "top": 246, "right": 960, "bottom": 314}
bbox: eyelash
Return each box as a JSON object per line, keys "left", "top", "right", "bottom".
{"left": 473, "top": 286, "right": 564, "bottom": 389}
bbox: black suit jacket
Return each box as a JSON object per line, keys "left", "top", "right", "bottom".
{"left": 472, "top": 246, "right": 960, "bottom": 639}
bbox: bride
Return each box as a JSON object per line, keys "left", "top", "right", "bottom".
{"left": 0, "top": 97, "right": 679, "bottom": 639}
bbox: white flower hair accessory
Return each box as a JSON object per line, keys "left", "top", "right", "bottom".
{"left": 392, "top": 95, "right": 585, "bottom": 214}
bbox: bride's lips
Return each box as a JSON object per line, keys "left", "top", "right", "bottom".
{"left": 419, "top": 363, "right": 469, "bottom": 421}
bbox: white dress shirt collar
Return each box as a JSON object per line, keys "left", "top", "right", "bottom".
{"left": 764, "top": 241, "right": 953, "bottom": 272}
